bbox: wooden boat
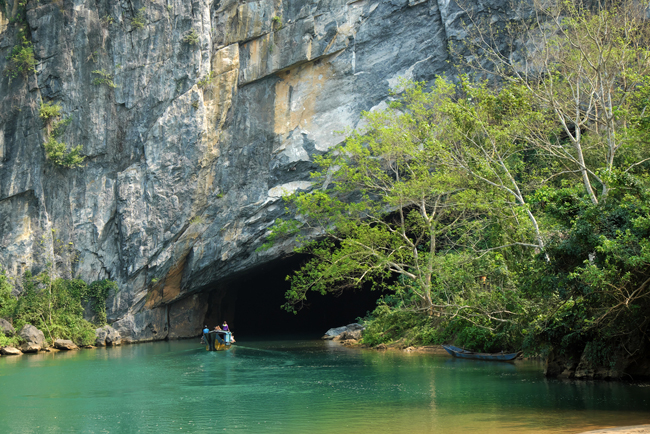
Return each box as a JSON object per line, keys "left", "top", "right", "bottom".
{"left": 442, "top": 344, "right": 520, "bottom": 361}
{"left": 205, "top": 330, "right": 233, "bottom": 351}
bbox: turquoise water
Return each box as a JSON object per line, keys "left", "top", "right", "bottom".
{"left": 0, "top": 338, "right": 648, "bottom": 433}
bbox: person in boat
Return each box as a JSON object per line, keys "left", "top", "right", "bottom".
{"left": 214, "top": 325, "right": 222, "bottom": 331}
{"left": 221, "top": 321, "right": 236, "bottom": 342}
{"left": 201, "top": 325, "right": 209, "bottom": 344}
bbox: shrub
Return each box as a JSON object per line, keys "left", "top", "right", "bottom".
{"left": 92, "top": 69, "right": 118, "bottom": 88}
{"left": 51, "top": 116, "right": 72, "bottom": 139}
{"left": 0, "top": 270, "right": 17, "bottom": 319}
{"left": 5, "top": 36, "right": 36, "bottom": 79}
{"left": 272, "top": 15, "right": 283, "bottom": 30}
{"left": 197, "top": 71, "right": 215, "bottom": 88}
{"left": 85, "top": 280, "right": 118, "bottom": 326}
{"left": 100, "top": 15, "right": 114, "bottom": 27}
{"left": 8, "top": 272, "right": 118, "bottom": 346}
{"left": 44, "top": 136, "right": 85, "bottom": 168}
{"left": 0, "top": 332, "right": 21, "bottom": 348}
{"left": 39, "top": 101, "right": 62, "bottom": 122}
{"left": 131, "top": 7, "right": 146, "bottom": 29}
{"left": 182, "top": 29, "right": 200, "bottom": 45}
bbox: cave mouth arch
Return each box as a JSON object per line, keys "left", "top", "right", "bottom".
{"left": 201, "top": 255, "right": 381, "bottom": 338}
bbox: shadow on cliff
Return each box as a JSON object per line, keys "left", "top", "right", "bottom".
{"left": 202, "top": 255, "right": 380, "bottom": 338}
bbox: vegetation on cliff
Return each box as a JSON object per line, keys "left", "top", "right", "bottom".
{"left": 266, "top": 0, "right": 650, "bottom": 364}
{"left": 0, "top": 270, "right": 117, "bottom": 347}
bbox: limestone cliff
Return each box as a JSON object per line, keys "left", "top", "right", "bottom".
{"left": 0, "top": 0, "right": 521, "bottom": 341}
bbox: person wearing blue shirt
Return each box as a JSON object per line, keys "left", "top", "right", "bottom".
{"left": 201, "top": 325, "right": 209, "bottom": 344}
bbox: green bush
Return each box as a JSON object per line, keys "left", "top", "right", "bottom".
{"left": 92, "top": 69, "right": 118, "bottom": 88}
{"left": 182, "top": 29, "right": 200, "bottom": 45}
{"left": 5, "top": 36, "right": 36, "bottom": 80}
{"left": 86, "top": 280, "right": 118, "bottom": 326}
{"left": 51, "top": 116, "right": 72, "bottom": 139}
{"left": 39, "top": 101, "right": 62, "bottom": 121}
{"left": 0, "top": 271, "right": 17, "bottom": 319}
{"left": 6, "top": 272, "right": 118, "bottom": 346}
{"left": 361, "top": 303, "right": 453, "bottom": 347}
{"left": 0, "top": 332, "right": 21, "bottom": 348}
{"left": 131, "top": 7, "right": 146, "bottom": 29}
{"left": 272, "top": 15, "right": 283, "bottom": 30}
{"left": 197, "top": 71, "right": 215, "bottom": 88}
{"left": 44, "top": 136, "right": 85, "bottom": 168}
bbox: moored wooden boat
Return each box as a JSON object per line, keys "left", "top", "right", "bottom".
{"left": 442, "top": 344, "right": 520, "bottom": 361}
{"left": 205, "top": 330, "right": 233, "bottom": 351}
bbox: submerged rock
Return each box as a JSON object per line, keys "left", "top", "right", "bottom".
{"left": 54, "top": 339, "right": 79, "bottom": 350}
{"left": 95, "top": 326, "right": 122, "bottom": 347}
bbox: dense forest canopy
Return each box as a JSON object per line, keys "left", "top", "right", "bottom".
{"left": 265, "top": 0, "right": 650, "bottom": 368}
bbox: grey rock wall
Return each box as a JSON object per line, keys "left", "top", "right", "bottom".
{"left": 0, "top": 0, "right": 523, "bottom": 342}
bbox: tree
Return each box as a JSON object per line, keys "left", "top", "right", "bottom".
{"left": 456, "top": 0, "right": 650, "bottom": 361}
{"left": 460, "top": 0, "right": 650, "bottom": 204}
{"left": 267, "top": 80, "right": 542, "bottom": 349}
{"left": 439, "top": 77, "right": 550, "bottom": 257}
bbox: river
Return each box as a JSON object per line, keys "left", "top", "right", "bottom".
{"left": 0, "top": 337, "right": 648, "bottom": 433}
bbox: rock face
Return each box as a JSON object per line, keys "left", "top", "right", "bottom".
{"left": 323, "top": 323, "right": 364, "bottom": 340}
{"left": 53, "top": 339, "right": 79, "bottom": 350}
{"left": 95, "top": 325, "right": 122, "bottom": 347}
{"left": 18, "top": 324, "right": 48, "bottom": 352}
{"left": 0, "top": 318, "right": 15, "bottom": 336}
{"left": 0, "top": 0, "right": 527, "bottom": 342}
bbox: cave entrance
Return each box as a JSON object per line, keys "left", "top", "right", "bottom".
{"left": 202, "top": 255, "right": 380, "bottom": 338}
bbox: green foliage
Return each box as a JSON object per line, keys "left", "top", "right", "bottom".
{"left": 86, "top": 280, "right": 118, "bottom": 326}
{"left": 51, "top": 116, "right": 72, "bottom": 139}
{"left": 5, "top": 36, "right": 36, "bottom": 80}
{"left": 92, "top": 69, "right": 118, "bottom": 88}
{"left": 39, "top": 101, "right": 62, "bottom": 122}
{"left": 361, "top": 303, "right": 452, "bottom": 347}
{"left": 272, "top": 15, "right": 283, "bottom": 30}
{"left": 38, "top": 99, "right": 81, "bottom": 168}
{"left": 0, "top": 270, "right": 17, "bottom": 320}
{"left": 264, "top": 0, "right": 650, "bottom": 362}
{"left": 190, "top": 215, "right": 205, "bottom": 224}
{"left": 197, "top": 71, "right": 216, "bottom": 88}
{"left": 131, "top": 7, "right": 146, "bottom": 30}
{"left": 524, "top": 173, "right": 650, "bottom": 359}
{"left": 101, "top": 15, "right": 114, "bottom": 27}
{"left": 0, "top": 332, "right": 20, "bottom": 348}
{"left": 12, "top": 273, "right": 91, "bottom": 345}
{"left": 8, "top": 0, "right": 28, "bottom": 25}
{"left": 182, "top": 29, "right": 200, "bottom": 45}
{"left": 44, "top": 136, "right": 85, "bottom": 168}
{"left": 2, "top": 272, "right": 118, "bottom": 346}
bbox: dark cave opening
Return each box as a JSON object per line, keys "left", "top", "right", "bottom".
{"left": 202, "top": 255, "right": 381, "bottom": 338}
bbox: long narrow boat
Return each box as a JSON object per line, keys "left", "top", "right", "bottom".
{"left": 205, "top": 330, "right": 233, "bottom": 351}
{"left": 443, "top": 344, "right": 520, "bottom": 361}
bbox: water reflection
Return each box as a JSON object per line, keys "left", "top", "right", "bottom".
{"left": 0, "top": 339, "right": 648, "bottom": 434}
